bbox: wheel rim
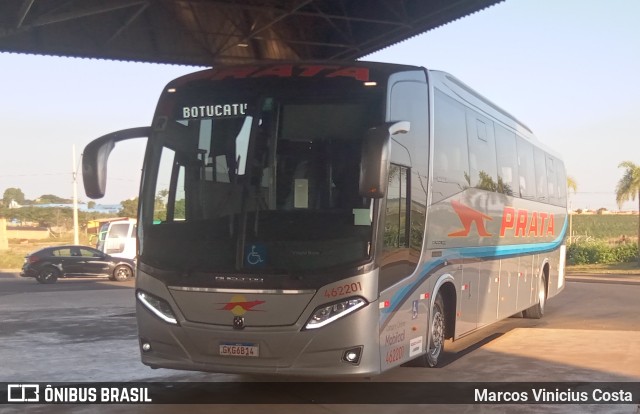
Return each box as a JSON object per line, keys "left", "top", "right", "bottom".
{"left": 538, "top": 278, "right": 546, "bottom": 313}
{"left": 429, "top": 309, "right": 445, "bottom": 361}
{"left": 39, "top": 269, "right": 57, "bottom": 283}
{"left": 115, "top": 266, "right": 131, "bottom": 280}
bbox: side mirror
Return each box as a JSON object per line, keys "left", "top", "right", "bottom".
{"left": 82, "top": 127, "right": 150, "bottom": 199}
{"left": 359, "top": 121, "right": 410, "bottom": 198}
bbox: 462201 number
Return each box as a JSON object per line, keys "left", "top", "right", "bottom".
{"left": 323, "top": 282, "right": 362, "bottom": 299}
{"left": 385, "top": 346, "right": 405, "bottom": 364}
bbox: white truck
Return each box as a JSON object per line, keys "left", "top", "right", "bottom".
{"left": 96, "top": 218, "right": 137, "bottom": 260}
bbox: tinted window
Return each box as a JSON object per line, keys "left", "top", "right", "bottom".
{"left": 466, "top": 110, "right": 498, "bottom": 191}
{"left": 516, "top": 136, "right": 535, "bottom": 200}
{"left": 79, "top": 248, "right": 100, "bottom": 257}
{"left": 533, "top": 148, "right": 548, "bottom": 203}
{"left": 495, "top": 124, "right": 518, "bottom": 196}
{"left": 556, "top": 158, "right": 568, "bottom": 207}
{"left": 546, "top": 155, "right": 558, "bottom": 205}
{"left": 433, "top": 90, "right": 469, "bottom": 203}
{"left": 388, "top": 80, "right": 427, "bottom": 253}
{"left": 109, "top": 223, "right": 130, "bottom": 238}
{"left": 379, "top": 165, "right": 421, "bottom": 290}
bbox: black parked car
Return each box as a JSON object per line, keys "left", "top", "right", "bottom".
{"left": 20, "top": 245, "right": 135, "bottom": 284}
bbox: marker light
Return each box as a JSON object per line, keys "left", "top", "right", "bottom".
{"left": 137, "top": 290, "right": 178, "bottom": 325}
{"left": 304, "top": 297, "right": 367, "bottom": 330}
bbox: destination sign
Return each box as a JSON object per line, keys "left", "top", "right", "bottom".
{"left": 181, "top": 103, "right": 248, "bottom": 119}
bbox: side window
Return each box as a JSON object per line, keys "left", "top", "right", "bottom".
{"left": 546, "top": 155, "right": 559, "bottom": 205}
{"left": 379, "top": 165, "right": 421, "bottom": 290}
{"left": 516, "top": 136, "right": 535, "bottom": 200}
{"left": 433, "top": 90, "right": 469, "bottom": 203}
{"left": 79, "top": 248, "right": 98, "bottom": 257}
{"left": 556, "top": 159, "right": 568, "bottom": 207}
{"left": 383, "top": 165, "right": 409, "bottom": 249}
{"left": 108, "top": 223, "right": 129, "bottom": 238}
{"left": 495, "top": 124, "right": 518, "bottom": 196}
{"left": 154, "top": 148, "right": 186, "bottom": 222}
{"left": 171, "top": 166, "right": 186, "bottom": 220}
{"left": 53, "top": 248, "right": 72, "bottom": 257}
{"left": 466, "top": 110, "right": 498, "bottom": 191}
{"left": 388, "top": 81, "right": 427, "bottom": 253}
{"left": 534, "top": 148, "right": 548, "bottom": 203}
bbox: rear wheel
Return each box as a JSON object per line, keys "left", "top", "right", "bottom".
{"left": 113, "top": 265, "right": 133, "bottom": 282}
{"left": 524, "top": 274, "right": 546, "bottom": 319}
{"left": 36, "top": 267, "right": 59, "bottom": 284}
{"left": 426, "top": 293, "right": 446, "bottom": 367}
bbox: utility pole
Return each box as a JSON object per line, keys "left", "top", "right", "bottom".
{"left": 72, "top": 145, "right": 80, "bottom": 245}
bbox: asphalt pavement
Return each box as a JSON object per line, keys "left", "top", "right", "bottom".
{"left": 1, "top": 270, "right": 639, "bottom": 414}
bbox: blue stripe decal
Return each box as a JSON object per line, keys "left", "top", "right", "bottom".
{"left": 380, "top": 218, "right": 568, "bottom": 323}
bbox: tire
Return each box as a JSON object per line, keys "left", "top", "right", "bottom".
{"left": 113, "top": 265, "right": 133, "bottom": 282}
{"left": 524, "top": 274, "right": 546, "bottom": 319}
{"left": 426, "top": 293, "right": 446, "bottom": 367}
{"left": 36, "top": 267, "right": 59, "bottom": 284}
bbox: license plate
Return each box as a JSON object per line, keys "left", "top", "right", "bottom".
{"left": 219, "top": 343, "right": 259, "bottom": 357}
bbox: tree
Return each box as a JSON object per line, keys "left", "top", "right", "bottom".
{"left": 87, "top": 201, "right": 96, "bottom": 209}
{"left": 615, "top": 161, "right": 640, "bottom": 265}
{"left": 3, "top": 187, "right": 25, "bottom": 206}
{"left": 567, "top": 176, "right": 578, "bottom": 194}
{"left": 119, "top": 198, "right": 139, "bottom": 217}
{"left": 37, "top": 194, "right": 72, "bottom": 204}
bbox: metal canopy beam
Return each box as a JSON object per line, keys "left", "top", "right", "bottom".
{"left": 0, "top": 0, "right": 503, "bottom": 66}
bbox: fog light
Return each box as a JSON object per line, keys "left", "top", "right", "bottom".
{"left": 142, "top": 342, "right": 152, "bottom": 352}
{"left": 342, "top": 346, "right": 363, "bottom": 365}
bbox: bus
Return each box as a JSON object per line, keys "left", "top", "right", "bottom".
{"left": 82, "top": 61, "right": 567, "bottom": 376}
{"left": 96, "top": 218, "right": 137, "bottom": 260}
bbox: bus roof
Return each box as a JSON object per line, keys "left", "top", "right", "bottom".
{"left": 428, "top": 69, "right": 563, "bottom": 160}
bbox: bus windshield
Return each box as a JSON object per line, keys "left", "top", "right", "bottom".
{"left": 140, "top": 78, "right": 384, "bottom": 276}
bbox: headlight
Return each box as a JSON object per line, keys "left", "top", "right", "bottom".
{"left": 136, "top": 290, "right": 178, "bottom": 325}
{"left": 304, "top": 297, "right": 367, "bottom": 330}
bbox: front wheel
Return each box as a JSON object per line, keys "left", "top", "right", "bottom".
{"left": 36, "top": 267, "right": 59, "bottom": 284}
{"left": 426, "top": 293, "right": 446, "bottom": 367}
{"left": 113, "top": 265, "right": 133, "bottom": 282}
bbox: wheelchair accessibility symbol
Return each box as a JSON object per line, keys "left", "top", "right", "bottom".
{"left": 245, "top": 244, "right": 266, "bottom": 267}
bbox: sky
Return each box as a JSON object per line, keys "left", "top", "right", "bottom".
{"left": 0, "top": 0, "right": 639, "bottom": 211}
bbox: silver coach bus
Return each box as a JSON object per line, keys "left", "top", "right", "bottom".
{"left": 83, "top": 61, "right": 567, "bottom": 376}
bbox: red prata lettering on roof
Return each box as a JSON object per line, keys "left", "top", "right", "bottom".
{"left": 325, "top": 66, "right": 370, "bottom": 81}
{"left": 210, "top": 66, "right": 260, "bottom": 80}
{"left": 208, "top": 65, "right": 370, "bottom": 81}
{"left": 299, "top": 65, "right": 339, "bottom": 77}
{"left": 251, "top": 65, "right": 294, "bottom": 78}
{"left": 500, "top": 206, "right": 555, "bottom": 238}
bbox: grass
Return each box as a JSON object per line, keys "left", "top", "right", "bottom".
{"left": 0, "top": 243, "right": 46, "bottom": 269}
{"left": 571, "top": 214, "right": 638, "bottom": 241}
{"left": 566, "top": 262, "right": 640, "bottom": 275}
